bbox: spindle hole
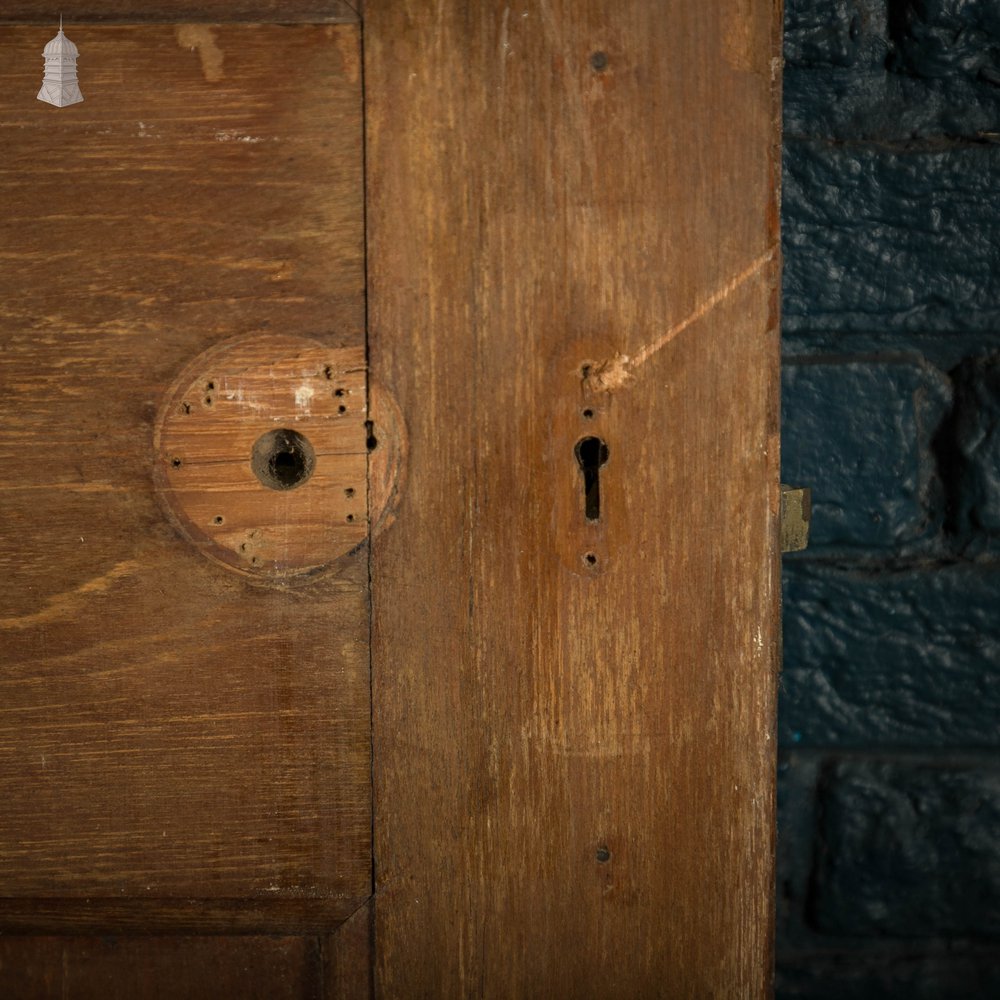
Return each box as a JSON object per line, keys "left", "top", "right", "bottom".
{"left": 251, "top": 428, "right": 315, "bottom": 491}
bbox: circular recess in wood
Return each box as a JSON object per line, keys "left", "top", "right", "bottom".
{"left": 153, "top": 334, "right": 404, "bottom": 584}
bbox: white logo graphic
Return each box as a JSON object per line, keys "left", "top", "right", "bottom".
{"left": 38, "top": 17, "right": 83, "bottom": 108}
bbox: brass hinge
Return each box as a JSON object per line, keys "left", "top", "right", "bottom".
{"left": 780, "top": 485, "right": 811, "bottom": 553}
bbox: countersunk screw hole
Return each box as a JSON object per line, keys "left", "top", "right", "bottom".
{"left": 251, "top": 428, "right": 316, "bottom": 491}
{"left": 334, "top": 388, "right": 345, "bottom": 397}
{"left": 590, "top": 50, "right": 609, "bottom": 71}
{"left": 582, "top": 408, "right": 594, "bottom": 419}
{"left": 585, "top": 552, "right": 598, "bottom": 566}
{"left": 346, "top": 514, "right": 355, "bottom": 523}
{"left": 338, "top": 404, "right": 347, "bottom": 414}
{"left": 171, "top": 457, "right": 182, "bottom": 468}
{"left": 213, "top": 515, "right": 224, "bottom": 525}
{"left": 596, "top": 845, "right": 611, "bottom": 863}
{"left": 365, "top": 420, "right": 378, "bottom": 452}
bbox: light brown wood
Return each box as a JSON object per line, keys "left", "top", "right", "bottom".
{"left": 0, "top": 3, "right": 358, "bottom": 24}
{"left": 0, "top": 935, "right": 323, "bottom": 999}
{"left": 154, "top": 336, "right": 369, "bottom": 581}
{"left": 0, "top": 22, "right": 369, "bottom": 924}
{"left": 366, "top": 0, "right": 781, "bottom": 995}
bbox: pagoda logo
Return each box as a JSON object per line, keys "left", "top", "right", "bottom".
{"left": 38, "top": 18, "right": 83, "bottom": 108}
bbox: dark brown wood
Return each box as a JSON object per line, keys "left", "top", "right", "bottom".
{"left": 0, "top": 935, "right": 323, "bottom": 999}
{"left": 0, "top": 897, "right": 361, "bottom": 935}
{"left": 366, "top": 0, "right": 781, "bottom": 995}
{"left": 324, "top": 899, "right": 373, "bottom": 999}
{"left": 0, "top": 23, "right": 369, "bottom": 925}
{"left": 0, "top": 3, "right": 358, "bottom": 24}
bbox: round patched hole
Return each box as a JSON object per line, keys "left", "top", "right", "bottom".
{"left": 251, "top": 428, "right": 316, "bottom": 492}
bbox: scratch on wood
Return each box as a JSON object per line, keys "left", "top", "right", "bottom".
{"left": 583, "top": 249, "right": 776, "bottom": 393}
{"left": 175, "top": 25, "right": 224, "bottom": 83}
{"left": 0, "top": 560, "right": 143, "bottom": 631}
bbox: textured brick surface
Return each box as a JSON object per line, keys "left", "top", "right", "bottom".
{"left": 782, "top": 359, "right": 949, "bottom": 551}
{"left": 777, "top": 952, "right": 1000, "bottom": 1000}
{"left": 782, "top": 141, "right": 1000, "bottom": 335}
{"left": 810, "top": 759, "right": 1000, "bottom": 937}
{"left": 779, "top": 0, "right": 1000, "bottom": 990}
{"left": 785, "top": 0, "right": 1000, "bottom": 139}
{"left": 781, "top": 564, "right": 1000, "bottom": 748}
{"left": 954, "top": 353, "right": 1000, "bottom": 541}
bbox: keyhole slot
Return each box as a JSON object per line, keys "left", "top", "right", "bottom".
{"left": 575, "top": 436, "right": 609, "bottom": 522}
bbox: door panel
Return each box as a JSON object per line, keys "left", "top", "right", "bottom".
{"left": 0, "top": 19, "right": 369, "bottom": 932}
{"left": 366, "top": 0, "right": 780, "bottom": 995}
{"left": 0, "top": 936, "right": 324, "bottom": 1000}
{"left": 1, "top": 1, "right": 781, "bottom": 995}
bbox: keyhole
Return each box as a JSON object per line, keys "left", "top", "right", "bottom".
{"left": 575, "top": 436, "right": 609, "bottom": 521}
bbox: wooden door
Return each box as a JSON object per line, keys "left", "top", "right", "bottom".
{"left": 0, "top": 4, "right": 374, "bottom": 994}
{"left": 0, "top": 2, "right": 781, "bottom": 997}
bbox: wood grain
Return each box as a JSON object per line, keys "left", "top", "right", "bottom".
{"left": 0, "top": 897, "right": 362, "bottom": 935}
{"left": 154, "top": 336, "right": 369, "bottom": 581}
{"left": 0, "top": 3, "right": 358, "bottom": 24}
{"left": 0, "top": 935, "right": 323, "bottom": 999}
{"left": 366, "top": 0, "right": 782, "bottom": 995}
{"left": 324, "top": 898, "right": 373, "bottom": 1000}
{"left": 0, "top": 24, "right": 369, "bottom": 922}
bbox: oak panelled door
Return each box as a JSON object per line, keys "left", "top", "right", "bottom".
{"left": 0, "top": 2, "right": 781, "bottom": 997}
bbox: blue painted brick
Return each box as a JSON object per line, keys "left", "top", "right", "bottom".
{"left": 784, "top": 0, "right": 1000, "bottom": 138}
{"left": 781, "top": 358, "right": 949, "bottom": 551}
{"left": 777, "top": 953, "right": 1000, "bottom": 1000}
{"left": 781, "top": 564, "right": 1000, "bottom": 747}
{"left": 954, "top": 354, "right": 1000, "bottom": 543}
{"left": 782, "top": 142, "right": 1000, "bottom": 335}
{"left": 809, "top": 759, "right": 1000, "bottom": 937}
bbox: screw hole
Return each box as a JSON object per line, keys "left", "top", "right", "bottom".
{"left": 582, "top": 408, "right": 594, "bottom": 419}
{"left": 171, "top": 457, "right": 182, "bottom": 468}
{"left": 596, "top": 845, "right": 611, "bottom": 863}
{"left": 346, "top": 514, "right": 355, "bottom": 523}
{"left": 338, "top": 404, "right": 347, "bottom": 414}
{"left": 213, "top": 515, "right": 224, "bottom": 525}
{"left": 334, "top": 388, "right": 345, "bottom": 397}
{"left": 206, "top": 381, "right": 215, "bottom": 391}
{"left": 585, "top": 552, "right": 598, "bottom": 566}
{"left": 345, "top": 487, "right": 355, "bottom": 499}
{"left": 590, "top": 50, "right": 609, "bottom": 72}
{"left": 204, "top": 396, "right": 212, "bottom": 406}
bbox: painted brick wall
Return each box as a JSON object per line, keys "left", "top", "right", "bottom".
{"left": 778, "top": 1, "right": 1000, "bottom": 995}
